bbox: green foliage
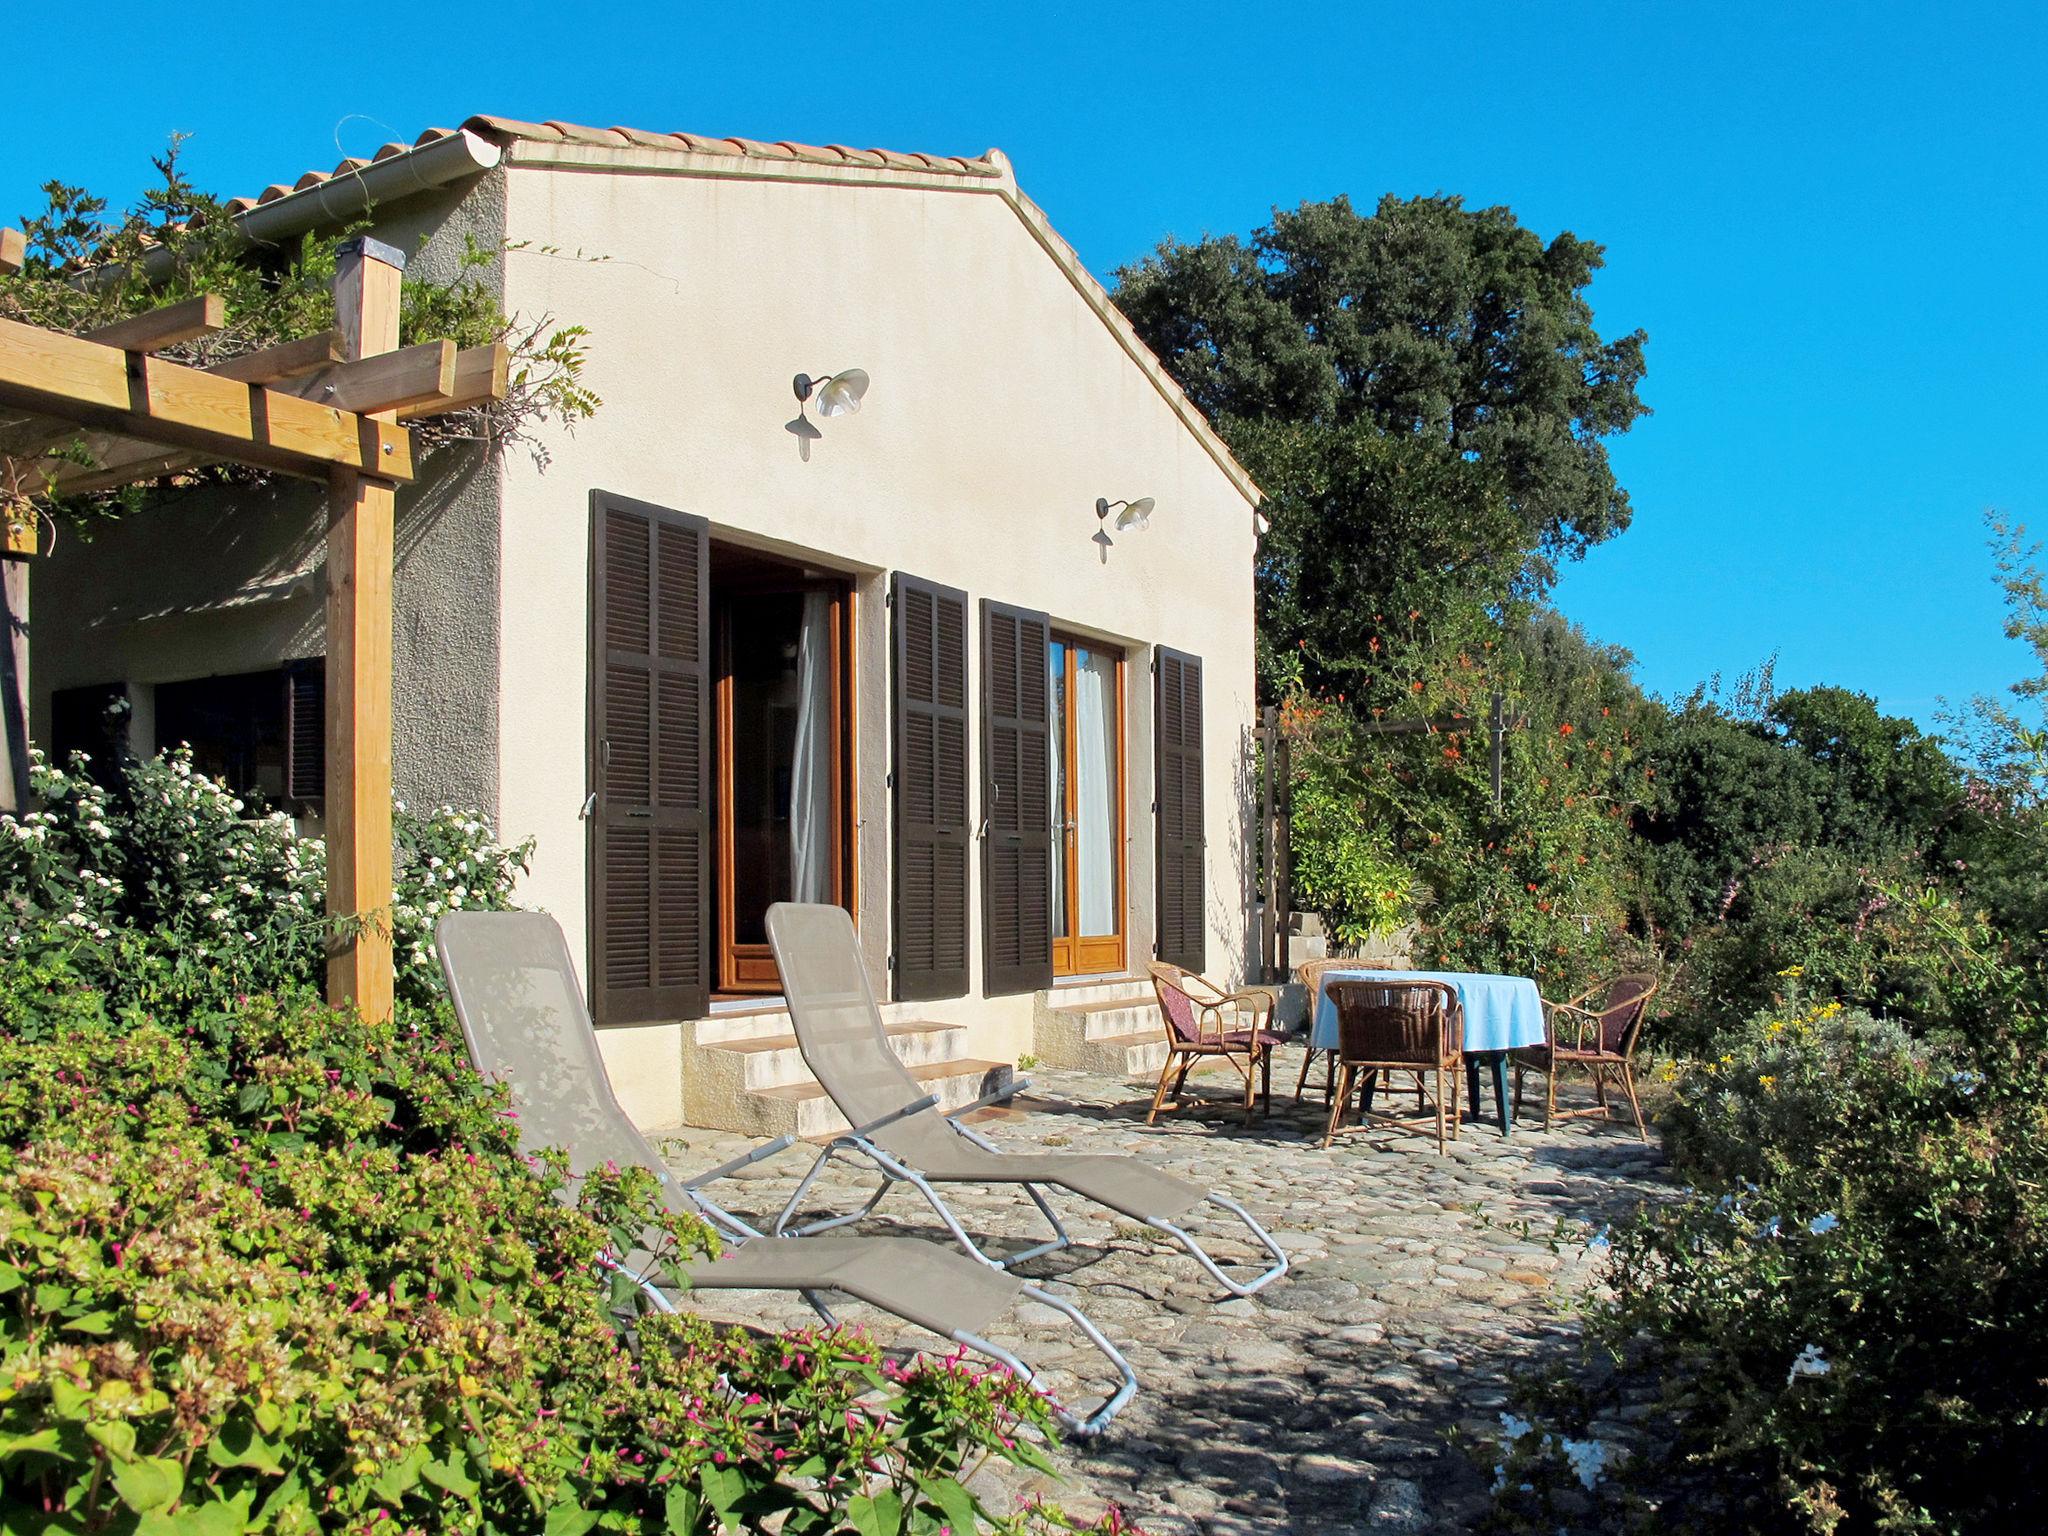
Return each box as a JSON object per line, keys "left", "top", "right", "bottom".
{"left": 1277, "top": 703, "right": 1415, "bottom": 948}
{"left": 1115, "top": 191, "right": 1650, "bottom": 692}
{"left": 1496, "top": 985, "right": 2048, "bottom": 1534}
{"left": 0, "top": 992, "right": 1094, "bottom": 1535}
{"left": 0, "top": 138, "right": 598, "bottom": 528}
{"left": 0, "top": 748, "right": 531, "bottom": 1023}
{"left": 1273, "top": 607, "right": 1655, "bottom": 998}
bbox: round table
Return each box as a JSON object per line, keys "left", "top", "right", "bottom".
{"left": 1310, "top": 968, "right": 1548, "bottom": 1137}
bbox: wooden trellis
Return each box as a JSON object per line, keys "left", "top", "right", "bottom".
{"left": 0, "top": 230, "right": 509, "bottom": 1021}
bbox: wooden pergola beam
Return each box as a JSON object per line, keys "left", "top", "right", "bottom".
{"left": 209, "top": 330, "right": 347, "bottom": 384}
{"left": 29, "top": 341, "right": 494, "bottom": 497}
{"left": 86, "top": 294, "right": 227, "bottom": 353}
{"left": 0, "top": 315, "right": 414, "bottom": 484}
{"left": 0, "top": 229, "right": 23, "bottom": 275}
{"left": 396, "top": 343, "right": 507, "bottom": 419}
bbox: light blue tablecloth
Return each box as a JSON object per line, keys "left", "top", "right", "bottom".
{"left": 1311, "top": 969, "right": 1547, "bottom": 1055}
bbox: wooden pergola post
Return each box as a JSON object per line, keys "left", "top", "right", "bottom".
{"left": 1, "top": 221, "right": 507, "bottom": 1016}
{"left": 325, "top": 237, "right": 403, "bottom": 1020}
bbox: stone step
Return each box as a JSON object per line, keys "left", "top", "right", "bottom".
{"left": 1032, "top": 996, "right": 1171, "bottom": 1078}
{"left": 1052, "top": 994, "right": 1166, "bottom": 1044}
{"left": 1038, "top": 974, "right": 1154, "bottom": 1009}
{"left": 705, "top": 1020, "right": 967, "bottom": 1091}
{"left": 750, "top": 1058, "right": 1014, "bottom": 1140}
{"left": 1074, "top": 1029, "right": 1171, "bottom": 1079}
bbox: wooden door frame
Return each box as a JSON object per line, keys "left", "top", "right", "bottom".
{"left": 712, "top": 578, "right": 852, "bottom": 994}
{"left": 1050, "top": 633, "right": 1128, "bottom": 977}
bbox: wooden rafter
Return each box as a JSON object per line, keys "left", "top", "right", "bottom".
{"left": 0, "top": 315, "right": 414, "bottom": 484}
{"left": 86, "top": 294, "right": 227, "bottom": 353}
{"left": 210, "top": 330, "right": 347, "bottom": 384}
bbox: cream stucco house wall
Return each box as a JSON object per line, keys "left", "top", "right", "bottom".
{"left": 30, "top": 116, "right": 1264, "bottom": 1133}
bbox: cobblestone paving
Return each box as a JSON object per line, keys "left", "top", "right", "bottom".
{"left": 655, "top": 1045, "right": 1669, "bottom": 1534}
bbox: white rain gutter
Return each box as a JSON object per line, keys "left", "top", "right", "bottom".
{"left": 133, "top": 130, "right": 502, "bottom": 278}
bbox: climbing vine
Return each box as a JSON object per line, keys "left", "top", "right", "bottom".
{"left": 1, "top": 136, "right": 598, "bottom": 531}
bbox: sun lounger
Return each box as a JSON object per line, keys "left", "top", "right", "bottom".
{"left": 434, "top": 910, "right": 1137, "bottom": 1434}
{"left": 763, "top": 902, "right": 1289, "bottom": 1298}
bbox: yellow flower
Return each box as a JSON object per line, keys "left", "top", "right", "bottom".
{"left": 1777, "top": 965, "right": 1806, "bottom": 978}
{"left": 1758, "top": 1075, "right": 1777, "bottom": 1090}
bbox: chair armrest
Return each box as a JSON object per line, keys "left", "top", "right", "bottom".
{"left": 944, "top": 1075, "right": 1031, "bottom": 1118}
{"left": 842, "top": 1092, "right": 941, "bottom": 1142}
{"left": 679, "top": 1133, "right": 797, "bottom": 1189}
{"left": 1545, "top": 1000, "right": 1600, "bottom": 1051}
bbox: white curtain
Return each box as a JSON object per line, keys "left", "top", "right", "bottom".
{"left": 788, "top": 593, "right": 834, "bottom": 904}
{"left": 1074, "top": 649, "right": 1118, "bottom": 935}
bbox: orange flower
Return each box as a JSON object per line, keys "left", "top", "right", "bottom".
{"left": 1558, "top": 723, "right": 1575, "bottom": 736}
{"left": 1411, "top": 680, "right": 1424, "bottom": 693}
{"left": 1526, "top": 882, "right": 1539, "bottom": 893}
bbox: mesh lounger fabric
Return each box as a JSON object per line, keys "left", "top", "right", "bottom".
{"left": 767, "top": 903, "right": 1207, "bottom": 1224}
{"left": 434, "top": 911, "right": 1023, "bottom": 1339}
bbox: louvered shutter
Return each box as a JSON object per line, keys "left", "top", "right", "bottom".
{"left": 891, "top": 573, "right": 970, "bottom": 1001}
{"left": 589, "top": 491, "right": 709, "bottom": 1024}
{"left": 284, "top": 659, "right": 324, "bottom": 802}
{"left": 980, "top": 601, "right": 1053, "bottom": 996}
{"left": 1154, "top": 648, "right": 1206, "bottom": 971}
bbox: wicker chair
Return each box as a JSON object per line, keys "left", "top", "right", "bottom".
{"left": 1294, "top": 956, "right": 1419, "bottom": 1105}
{"left": 1322, "top": 979, "right": 1462, "bottom": 1155}
{"left": 1513, "top": 974, "right": 1659, "bottom": 1140}
{"left": 1145, "top": 963, "right": 1284, "bottom": 1125}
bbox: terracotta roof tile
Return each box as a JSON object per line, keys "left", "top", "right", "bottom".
{"left": 203, "top": 114, "right": 1008, "bottom": 233}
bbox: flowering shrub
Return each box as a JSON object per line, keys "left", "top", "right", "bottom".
{"left": 0, "top": 749, "right": 530, "bottom": 1021}
{"left": 1492, "top": 991, "right": 2048, "bottom": 1533}
{"left": 0, "top": 997, "right": 1114, "bottom": 1534}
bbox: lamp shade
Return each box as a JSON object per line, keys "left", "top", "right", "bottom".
{"left": 1114, "top": 496, "right": 1154, "bottom": 532}
{"left": 814, "top": 368, "right": 870, "bottom": 418}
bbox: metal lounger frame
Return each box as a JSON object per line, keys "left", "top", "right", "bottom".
{"left": 770, "top": 1075, "right": 1290, "bottom": 1298}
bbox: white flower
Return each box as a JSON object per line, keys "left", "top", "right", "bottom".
{"left": 1560, "top": 1436, "right": 1609, "bottom": 1490}
{"left": 1808, "top": 1213, "right": 1839, "bottom": 1236}
{"left": 1787, "top": 1344, "right": 1831, "bottom": 1384}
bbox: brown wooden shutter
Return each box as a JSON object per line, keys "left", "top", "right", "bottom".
{"left": 980, "top": 601, "right": 1053, "bottom": 997}
{"left": 589, "top": 491, "right": 709, "bottom": 1024}
{"left": 284, "top": 659, "right": 325, "bottom": 802}
{"left": 891, "top": 573, "right": 970, "bottom": 1001}
{"left": 1154, "top": 647, "right": 1206, "bottom": 972}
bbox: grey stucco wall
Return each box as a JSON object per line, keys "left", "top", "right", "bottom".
{"left": 28, "top": 168, "right": 509, "bottom": 820}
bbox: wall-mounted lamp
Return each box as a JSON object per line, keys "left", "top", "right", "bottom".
{"left": 1253, "top": 509, "right": 1271, "bottom": 538}
{"left": 793, "top": 368, "right": 871, "bottom": 418}
{"left": 1093, "top": 496, "right": 1156, "bottom": 563}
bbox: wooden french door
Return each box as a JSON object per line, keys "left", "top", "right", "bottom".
{"left": 713, "top": 584, "right": 850, "bottom": 993}
{"left": 1049, "top": 635, "right": 1127, "bottom": 976}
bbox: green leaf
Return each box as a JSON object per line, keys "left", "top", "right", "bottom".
{"left": 697, "top": 1465, "right": 745, "bottom": 1531}
{"left": 237, "top": 1083, "right": 267, "bottom": 1114}
{"left": 915, "top": 1476, "right": 977, "bottom": 1535}
{"left": 112, "top": 1454, "right": 185, "bottom": 1515}
{"left": 371, "top": 1443, "right": 429, "bottom": 1502}
{"left": 88, "top": 1420, "right": 138, "bottom": 1461}
{"left": 844, "top": 1490, "right": 903, "bottom": 1536}
{"left": 206, "top": 1422, "right": 285, "bottom": 1476}
{"left": 63, "top": 1310, "right": 116, "bottom": 1335}
{"left": 542, "top": 1502, "right": 599, "bottom": 1536}
{"left": 139, "top": 1490, "right": 252, "bottom": 1536}
{"left": 0, "top": 1429, "right": 62, "bottom": 1459}
{"left": 422, "top": 1450, "right": 480, "bottom": 1501}
{"left": 662, "top": 1486, "right": 700, "bottom": 1536}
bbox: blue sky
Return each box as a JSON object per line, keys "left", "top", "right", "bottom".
{"left": 7, "top": 1, "right": 2043, "bottom": 733}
